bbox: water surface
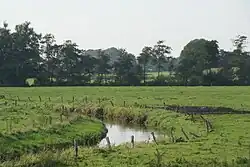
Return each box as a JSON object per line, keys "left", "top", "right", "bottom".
{"left": 98, "top": 122, "right": 163, "bottom": 147}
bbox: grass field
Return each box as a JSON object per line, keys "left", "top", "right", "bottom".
{"left": 0, "top": 86, "right": 250, "bottom": 166}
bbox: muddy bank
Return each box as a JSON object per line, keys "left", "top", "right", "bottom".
{"left": 145, "top": 105, "right": 250, "bottom": 115}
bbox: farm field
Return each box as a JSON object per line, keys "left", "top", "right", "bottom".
{"left": 0, "top": 86, "right": 250, "bottom": 166}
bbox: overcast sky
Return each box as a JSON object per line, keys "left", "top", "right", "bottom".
{"left": 0, "top": 0, "right": 249, "bottom": 57}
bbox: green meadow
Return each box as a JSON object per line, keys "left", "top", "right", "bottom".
{"left": 0, "top": 86, "right": 250, "bottom": 167}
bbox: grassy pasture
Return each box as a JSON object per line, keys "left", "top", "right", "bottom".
{"left": 2, "top": 86, "right": 250, "bottom": 109}
{"left": 0, "top": 86, "right": 250, "bottom": 166}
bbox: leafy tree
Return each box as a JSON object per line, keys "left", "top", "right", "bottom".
{"left": 137, "top": 46, "right": 152, "bottom": 84}
{"left": 176, "top": 39, "right": 220, "bottom": 85}
{"left": 56, "top": 40, "right": 82, "bottom": 84}
{"left": 114, "top": 49, "right": 140, "bottom": 85}
{"left": 0, "top": 21, "right": 12, "bottom": 85}
{"left": 205, "top": 40, "right": 220, "bottom": 69}
{"left": 167, "top": 57, "right": 177, "bottom": 75}
{"left": 233, "top": 35, "right": 248, "bottom": 52}
{"left": 232, "top": 35, "right": 250, "bottom": 84}
{"left": 152, "top": 40, "right": 172, "bottom": 77}
{"left": 10, "top": 21, "right": 42, "bottom": 85}
{"left": 96, "top": 49, "right": 111, "bottom": 84}
{"left": 40, "top": 33, "right": 60, "bottom": 84}
{"left": 79, "top": 52, "right": 98, "bottom": 84}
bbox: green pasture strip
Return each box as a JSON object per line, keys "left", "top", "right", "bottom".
{"left": 1, "top": 86, "right": 250, "bottom": 110}
{"left": 0, "top": 116, "right": 106, "bottom": 162}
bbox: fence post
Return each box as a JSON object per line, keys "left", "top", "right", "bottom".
{"left": 191, "top": 112, "right": 195, "bottom": 122}
{"left": 181, "top": 127, "right": 189, "bottom": 140}
{"left": 151, "top": 132, "right": 157, "bottom": 144}
{"left": 74, "top": 139, "right": 78, "bottom": 159}
{"left": 6, "top": 119, "right": 8, "bottom": 132}
{"left": 170, "top": 127, "right": 175, "bottom": 143}
{"left": 106, "top": 137, "right": 111, "bottom": 149}
{"left": 49, "top": 116, "right": 52, "bottom": 125}
{"left": 200, "top": 115, "right": 213, "bottom": 133}
{"left": 72, "top": 96, "right": 75, "bottom": 108}
{"left": 60, "top": 114, "right": 63, "bottom": 123}
{"left": 131, "top": 135, "right": 135, "bottom": 148}
{"left": 110, "top": 101, "right": 114, "bottom": 107}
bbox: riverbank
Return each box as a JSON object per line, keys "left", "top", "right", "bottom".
{"left": 0, "top": 115, "right": 107, "bottom": 162}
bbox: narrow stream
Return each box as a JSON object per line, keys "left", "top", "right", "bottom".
{"left": 98, "top": 122, "right": 164, "bottom": 147}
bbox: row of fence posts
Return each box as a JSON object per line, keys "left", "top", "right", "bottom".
{"left": 10, "top": 96, "right": 131, "bottom": 109}
{"left": 72, "top": 127, "right": 202, "bottom": 160}
{"left": 72, "top": 132, "right": 158, "bottom": 159}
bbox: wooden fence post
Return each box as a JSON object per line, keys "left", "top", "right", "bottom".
{"left": 106, "top": 137, "right": 111, "bottom": 149}
{"left": 151, "top": 132, "right": 157, "bottom": 144}
{"left": 170, "top": 127, "right": 175, "bottom": 143}
{"left": 60, "top": 114, "right": 63, "bottom": 123}
{"left": 181, "top": 127, "right": 189, "bottom": 140}
{"left": 131, "top": 135, "right": 135, "bottom": 148}
{"left": 74, "top": 139, "right": 78, "bottom": 159}
{"left": 110, "top": 101, "right": 114, "bottom": 107}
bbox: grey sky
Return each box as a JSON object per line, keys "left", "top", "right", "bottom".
{"left": 1, "top": 0, "right": 250, "bottom": 57}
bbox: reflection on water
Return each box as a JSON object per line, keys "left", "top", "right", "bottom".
{"left": 98, "top": 122, "right": 161, "bottom": 147}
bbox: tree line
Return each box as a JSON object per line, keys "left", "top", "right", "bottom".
{"left": 0, "top": 21, "right": 249, "bottom": 86}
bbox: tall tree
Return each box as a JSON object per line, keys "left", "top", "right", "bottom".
{"left": 137, "top": 46, "right": 152, "bottom": 84}
{"left": 167, "top": 57, "right": 177, "bottom": 75}
{"left": 114, "top": 49, "right": 140, "bottom": 85}
{"left": 40, "top": 33, "right": 59, "bottom": 84}
{"left": 10, "top": 21, "right": 42, "bottom": 85}
{"left": 0, "top": 21, "right": 12, "bottom": 84}
{"left": 96, "top": 49, "right": 111, "bottom": 84}
{"left": 152, "top": 40, "right": 172, "bottom": 77}
{"left": 57, "top": 40, "right": 81, "bottom": 83}
{"left": 204, "top": 40, "right": 220, "bottom": 69}
{"left": 176, "top": 38, "right": 220, "bottom": 85}
{"left": 233, "top": 35, "right": 248, "bottom": 52}
{"left": 232, "top": 35, "right": 250, "bottom": 84}
{"left": 76, "top": 51, "right": 97, "bottom": 84}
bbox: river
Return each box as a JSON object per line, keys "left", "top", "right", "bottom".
{"left": 98, "top": 122, "right": 164, "bottom": 147}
